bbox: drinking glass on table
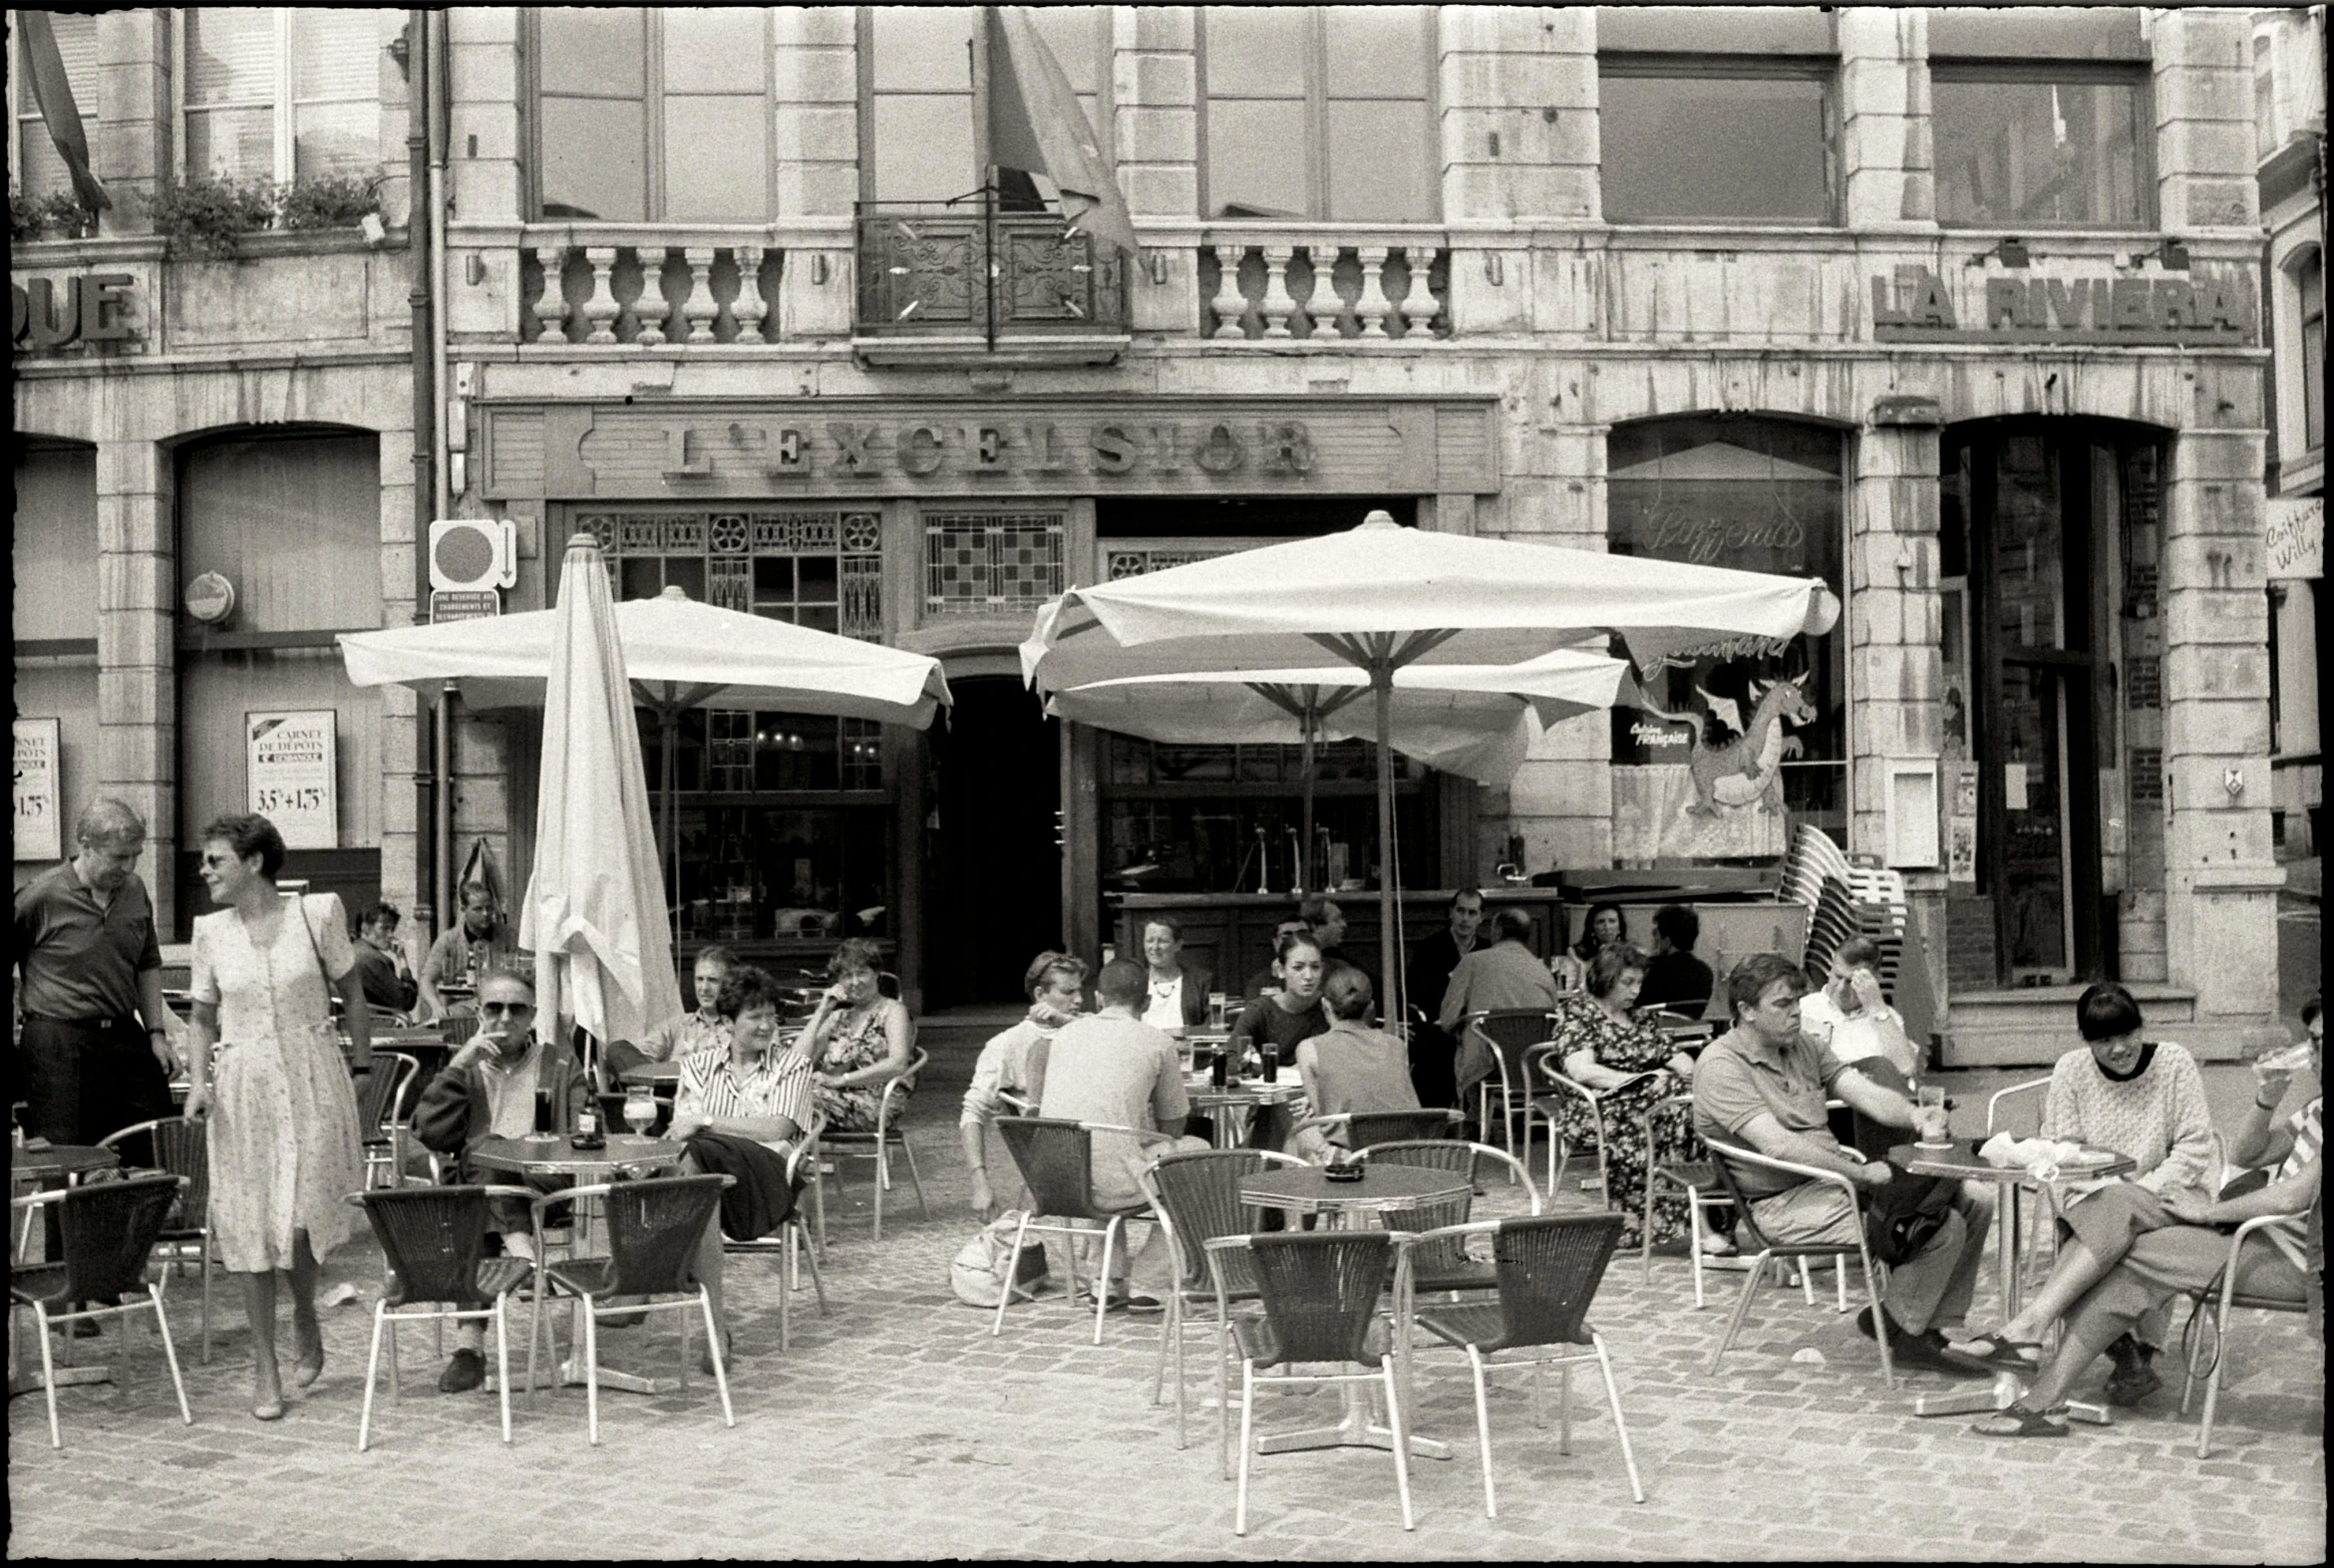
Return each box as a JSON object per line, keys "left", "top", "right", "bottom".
{"left": 1913, "top": 1084, "right": 1950, "bottom": 1144}
{"left": 623, "top": 1084, "right": 659, "bottom": 1137}
{"left": 1206, "top": 992, "right": 1228, "bottom": 1029}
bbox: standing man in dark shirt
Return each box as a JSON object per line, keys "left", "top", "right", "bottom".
{"left": 11, "top": 797, "right": 182, "bottom": 1157}
{"left": 1403, "top": 888, "right": 1485, "bottom": 1107}
{"left": 1637, "top": 905, "right": 1716, "bottom": 1017}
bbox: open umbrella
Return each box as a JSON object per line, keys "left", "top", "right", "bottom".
{"left": 521, "top": 531, "right": 684, "bottom": 1067}
{"left": 1046, "top": 649, "right": 1628, "bottom": 890}
{"left": 340, "top": 578, "right": 952, "bottom": 903}
{"left": 1023, "top": 512, "right": 1840, "bottom": 1015}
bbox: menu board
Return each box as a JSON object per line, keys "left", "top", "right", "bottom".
{"left": 246, "top": 711, "right": 338, "bottom": 849}
{"left": 13, "top": 718, "right": 61, "bottom": 861}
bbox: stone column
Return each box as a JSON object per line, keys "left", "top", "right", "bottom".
{"left": 2151, "top": 9, "right": 2261, "bottom": 233}
{"left": 1846, "top": 420, "right": 1944, "bottom": 858}
{"left": 1835, "top": 6, "right": 1933, "bottom": 228}
{"left": 774, "top": 7, "right": 858, "bottom": 339}
{"left": 376, "top": 427, "right": 423, "bottom": 928}
{"left": 93, "top": 10, "right": 170, "bottom": 234}
{"left": 95, "top": 432, "right": 175, "bottom": 933}
{"left": 447, "top": 9, "right": 523, "bottom": 222}
{"left": 1117, "top": 6, "right": 1197, "bottom": 334}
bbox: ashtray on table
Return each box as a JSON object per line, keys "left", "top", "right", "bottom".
{"left": 1322, "top": 1162, "right": 1366, "bottom": 1184}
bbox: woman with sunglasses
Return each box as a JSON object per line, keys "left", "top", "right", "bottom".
{"left": 182, "top": 813, "right": 371, "bottom": 1420}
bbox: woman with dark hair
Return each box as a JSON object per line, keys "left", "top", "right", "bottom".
{"left": 797, "top": 937, "right": 915, "bottom": 1132}
{"left": 1224, "top": 930, "right": 1334, "bottom": 1148}
{"left": 182, "top": 812, "right": 370, "bottom": 1420}
{"left": 1544, "top": 943, "right": 1726, "bottom": 1253}
{"left": 1949, "top": 981, "right": 2212, "bottom": 1402}
{"left": 1571, "top": 902, "right": 1629, "bottom": 966}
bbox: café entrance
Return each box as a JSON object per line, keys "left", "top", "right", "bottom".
{"left": 925, "top": 674, "right": 1064, "bottom": 1008}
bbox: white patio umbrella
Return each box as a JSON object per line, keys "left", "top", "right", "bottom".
{"left": 521, "top": 531, "right": 684, "bottom": 1065}
{"left": 1023, "top": 512, "right": 1840, "bottom": 1014}
{"left": 1047, "top": 649, "right": 1628, "bottom": 889}
{"left": 340, "top": 575, "right": 952, "bottom": 901}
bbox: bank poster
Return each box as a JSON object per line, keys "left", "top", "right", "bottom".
{"left": 13, "top": 718, "right": 61, "bottom": 862}
{"left": 246, "top": 711, "right": 338, "bottom": 850}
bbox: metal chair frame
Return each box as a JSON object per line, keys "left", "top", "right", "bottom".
{"left": 97, "top": 1116, "right": 218, "bottom": 1363}
{"left": 1205, "top": 1232, "right": 1415, "bottom": 1537}
{"left": 8, "top": 1174, "right": 195, "bottom": 1449}
{"left": 816, "top": 1046, "right": 930, "bottom": 1241}
{"left": 1985, "top": 1076, "right": 2059, "bottom": 1292}
{"left": 2177, "top": 1210, "right": 2314, "bottom": 1458}
{"left": 1522, "top": 1040, "right": 1662, "bottom": 1201}
{"left": 356, "top": 1052, "right": 424, "bottom": 1191}
{"left": 1404, "top": 1212, "right": 1646, "bottom": 1515}
{"left": 992, "top": 1116, "right": 1178, "bottom": 1346}
{"left": 1700, "top": 1140, "right": 1894, "bottom": 1387}
{"left": 1633, "top": 1094, "right": 1736, "bottom": 1310}
{"left": 1462, "top": 1009, "right": 1557, "bottom": 1178}
{"left": 528, "top": 1174, "right": 737, "bottom": 1445}
{"left": 719, "top": 1112, "right": 832, "bottom": 1352}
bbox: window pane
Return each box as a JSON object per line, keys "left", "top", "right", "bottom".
{"left": 872, "top": 93, "right": 974, "bottom": 202}
{"left": 1204, "top": 7, "right": 1306, "bottom": 99}
{"left": 538, "top": 6, "right": 644, "bottom": 97}
{"left": 1026, "top": 6, "right": 1104, "bottom": 95}
{"left": 186, "top": 107, "right": 276, "bottom": 178}
{"left": 1324, "top": 7, "right": 1428, "bottom": 98}
{"left": 1206, "top": 99, "right": 1308, "bottom": 218}
{"left": 620, "top": 556, "right": 663, "bottom": 600}
{"left": 2301, "top": 252, "right": 2325, "bottom": 451}
{"left": 185, "top": 9, "right": 275, "bottom": 105}
{"left": 871, "top": 6, "right": 975, "bottom": 92}
{"left": 292, "top": 10, "right": 386, "bottom": 101}
{"left": 540, "top": 96, "right": 646, "bottom": 219}
{"left": 665, "top": 97, "right": 767, "bottom": 218}
{"left": 294, "top": 101, "right": 379, "bottom": 179}
{"left": 1326, "top": 100, "right": 1432, "bottom": 220}
{"left": 1933, "top": 78, "right": 2146, "bottom": 226}
{"left": 12, "top": 446, "right": 99, "bottom": 642}
{"left": 663, "top": 8, "right": 765, "bottom": 94}
{"left": 15, "top": 14, "right": 96, "bottom": 197}
{"left": 1601, "top": 73, "right": 1831, "bottom": 221}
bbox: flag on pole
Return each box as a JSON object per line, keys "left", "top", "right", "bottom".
{"left": 984, "top": 5, "right": 1140, "bottom": 255}
{"left": 17, "top": 10, "right": 111, "bottom": 215}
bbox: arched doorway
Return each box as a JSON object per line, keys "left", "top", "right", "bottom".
{"left": 924, "top": 673, "right": 1063, "bottom": 1008}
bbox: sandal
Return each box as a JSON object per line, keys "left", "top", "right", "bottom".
{"left": 1947, "top": 1333, "right": 2044, "bottom": 1372}
{"left": 1971, "top": 1402, "right": 2069, "bottom": 1437}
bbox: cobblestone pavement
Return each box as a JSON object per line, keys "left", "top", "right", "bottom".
{"left": 9, "top": 1095, "right": 2324, "bottom": 1562}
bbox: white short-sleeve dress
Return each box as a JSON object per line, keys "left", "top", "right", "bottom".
{"left": 190, "top": 893, "right": 367, "bottom": 1273}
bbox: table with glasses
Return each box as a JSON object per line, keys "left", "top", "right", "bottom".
{"left": 1185, "top": 1077, "right": 1306, "bottom": 1150}
{"left": 9, "top": 1143, "right": 127, "bottom": 1397}
{"left": 468, "top": 1134, "right": 691, "bottom": 1396}
{"left": 1888, "top": 1136, "right": 2136, "bottom": 1423}
{"left": 1237, "top": 1163, "right": 1471, "bottom": 1458}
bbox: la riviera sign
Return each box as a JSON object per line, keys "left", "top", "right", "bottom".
{"left": 1870, "top": 267, "right": 2254, "bottom": 346}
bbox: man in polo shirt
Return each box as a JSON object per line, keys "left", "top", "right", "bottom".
{"left": 418, "top": 881, "right": 517, "bottom": 1021}
{"left": 1692, "top": 952, "right": 1995, "bottom": 1376}
{"left": 11, "top": 797, "right": 182, "bottom": 1162}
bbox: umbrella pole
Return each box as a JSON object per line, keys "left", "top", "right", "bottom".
{"left": 1373, "top": 662, "right": 1399, "bottom": 1025}
{"left": 660, "top": 707, "right": 679, "bottom": 917}
{"left": 1299, "top": 689, "right": 1317, "bottom": 897}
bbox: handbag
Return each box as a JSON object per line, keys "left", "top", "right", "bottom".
{"left": 1863, "top": 1165, "right": 1960, "bottom": 1267}
{"left": 949, "top": 1211, "right": 1051, "bottom": 1308}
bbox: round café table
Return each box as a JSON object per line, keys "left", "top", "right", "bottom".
{"left": 468, "top": 1134, "right": 691, "bottom": 1397}
{"left": 1187, "top": 1078, "right": 1305, "bottom": 1150}
{"left": 10, "top": 1143, "right": 126, "bottom": 1398}
{"left": 1237, "top": 1163, "right": 1472, "bottom": 1460}
{"left": 1889, "top": 1136, "right": 2135, "bottom": 1425}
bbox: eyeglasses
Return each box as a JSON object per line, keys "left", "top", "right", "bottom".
{"left": 479, "top": 1002, "right": 530, "bottom": 1016}
{"left": 199, "top": 853, "right": 238, "bottom": 868}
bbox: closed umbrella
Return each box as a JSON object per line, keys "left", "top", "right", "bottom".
{"left": 1023, "top": 512, "right": 1840, "bottom": 1015}
{"left": 521, "top": 532, "right": 683, "bottom": 1069}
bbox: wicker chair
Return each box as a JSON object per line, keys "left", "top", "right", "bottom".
{"left": 97, "top": 1116, "right": 217, "bottom": 1363}
{"left": 1409, "top": 1211, "right": 1644, "bottom": 1515}
{"left": 1461, "top": 1009, "right": 1557, "bottom": 1176}
{"left": 1523, "top": 1040, "right": 1664, "bottom": 1200}
{"left": 818, "top": 1047, "right": 929, "bottom": 1241}
{"left": 993, "top": 1116, "right": 1176, "bottom": 1345}
{"left": 355, "top": 1053, "right": 423, "bottom": 1191}
{"left": 1700, "top": 1141, "right": 1893, "bottom": 1386}
{"left": 348, "top": 1183, "right": 536, "bottom": 1450}
{"left": 2177, "top": 1211, "right": 2316, "bottom": 1458}
{"left": 1291, "top": 1108, "right": 1467, "bottom": 1154}
{"left": 8, "top": 1173, "right": 194, "bottom": 1449}
{"left": 720, "top": 1112, "right": 832, "bottom": 1353}
{"left": 530, "top": 1174, "right": 736, "bottom": 1445}
{"left": 1138, "top": 1147, "right": 1308, "bottom": 1471}
{"left": 1206, "top": 1231, "right": 1414, "bottom": 1536}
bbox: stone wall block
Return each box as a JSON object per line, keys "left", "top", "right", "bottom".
{"left": 772, "top": 6, "right": 854, "bottom": 48}
{"left": 1438, "top": 53, "right": 1596, "bottom": 113}
{"left": 2162, "top": 584, "right": 2269, "bottom": 647}
{"left": 1123, "top": 51, "right": 1195, "bottom": 106}
{"left": 99, "top": 552, "right": 173, "bottom": 615}
{"left": 1443, "top": 165, "right": 1596, "bottom": 223}
{"left": 777, "top": 104, "right": 859, "bottom": 164}
{"left": 1119, "top": 106, "right": 1195, "bottom": 162}
{"left": 2164, "top": 701, "right": 2272, "bottom": 758}
{"left": 775, "top": 45, "right": 858, "bottom": 104}
{"left": 1440, "top": 6, "right": 1591, "bottom": 54}
{"left": 2160, "top": 534, "right": 2266, "bottom": 593}
{"left": 1121, "top": 164, "right": 1197, "bottom": 218}
{"left": 776, "top": 163, "right": 859, "bottom": 219}
{"left": 446, "top": 6, "right": 518, "bottom": 46}
{"left": 96, "top": 717, "right": 173, "bottom": 794}
{"left": 2161, "top": 644, "right": 2271, "bottom": 703}
{"left": 1130, "top": 6, "right": 1195, "bottom": 51}
{"left": 1442, "top": 106, "right": 1598, "bottom": 170}
{"left": 2164, "top": 808, "right": 2275, "bottom": 869}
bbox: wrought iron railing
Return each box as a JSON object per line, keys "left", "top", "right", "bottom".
{"left": 854, "top": 201, "right": 1128, "bottom": 342}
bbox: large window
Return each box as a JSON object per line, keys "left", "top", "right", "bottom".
{"left": 857, "top": 6, "right": 1108, "bottom": 205}
{"left": 1599, "top": 57, "right": 1834, "bottom": 223}
{"left": 1199, "top": 5, "right": 1435, "bottom": 221}
{"left": 180, "top": 9, "right": 391, "bottom": 181}
{"left": 13, "top": 442, "right": 100, "bottom": 873}
{"left": 533, "top": 6, "right": 770, "bottom": 220}
{"left": 8, "top": 11, "right": 98, "bottom": 200}
{"left": 1606, "top": 417, "right": 1845, "bottom": 861}
{"left": 1932, "top": 64, "right": 2151, "bottom": 227}
{"left": 2297, "top": 248, "right": 2325, "bottom": 455}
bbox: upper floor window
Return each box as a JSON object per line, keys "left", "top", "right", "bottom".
{"left": 1599, "top": 55, "right": 1834, "bottom": 223}
{"left": 9, "top": 10, "right": 99, "bottom": 200}
{"left": 857, "top": 6, "right": 1108, "bottom": 206}
{"left": 533, "top": 6, "right": 770, "bottom": 221}
{"left": 1932, "top": 63, "right": 2151, "bottom": 228}
{"left": 1198, "top": 5, "right": 1435, "bottom": 221}
{"left": 180, "top": 9, "right": 391, "bottom": 181}
{"left": 2298, "top": 248, "right": 2325, "bottom": 454}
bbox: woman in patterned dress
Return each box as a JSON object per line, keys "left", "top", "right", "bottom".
{"left": 181, "top": 813, "right": 370, "bottom": 1420}
{"left": 1542, "top": 942, "right": 1724, "bottom": 1253}
{"left": 797, "top": 938, "right": 914, "bottom": 1132}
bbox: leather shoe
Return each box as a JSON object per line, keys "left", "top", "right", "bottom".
{"left": 438, "top": 1349, "right": 486, "bottom": 1394}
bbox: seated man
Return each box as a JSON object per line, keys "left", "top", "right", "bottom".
{"left": 605, "top": 945, "right": 737, "bottom": 1082}
{"left": 1692, "top": 952, "right": 1995, "bottom": 1378}
{"left": 351, "top": 901, "right": 419, "bottom": 1019}
{"left": 1036, "top": 959, "right": 1209, "bottom": 1308}
{"left": 409, "top": 969, "right": 578, "bottom": 1394}
{"left": 1636, "top": 904, "right": 1715, "bottom": 1018}
{"left": 963, "top": 951, "right": 1087, "bottom": 1219}
{"left": 1291, "top": 965, "right": 1422, "bottom": 1162}
{"left": 1797, "top": 938, "right": 1917, "bottom": 1081}
{"left": 419, "top": 882, "right": 517, "bottom": 1022}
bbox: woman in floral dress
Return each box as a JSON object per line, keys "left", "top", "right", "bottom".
{"left": 1541, "top": 942, "right": 1727, "bottom": 1253}
{"left": 182, "top": 813, "right": 371, "bottom": 1420}
{"left": 797, "top": 938, "right": 915, "bottom": 1132}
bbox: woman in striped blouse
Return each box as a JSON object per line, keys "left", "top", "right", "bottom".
{"left": 671, "top": 965, "right": 816, "bottom": 1366}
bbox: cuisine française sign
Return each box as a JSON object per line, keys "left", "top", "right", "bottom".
{"left": 1871, "top": 266, "right": 2254, "bottom": 346}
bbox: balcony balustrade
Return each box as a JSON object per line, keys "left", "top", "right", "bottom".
{"left": 516, "top": 228, "right": 811, "bottom": 346}
{"left": 1197, "top": 229, "right": 1452, "bottom": 340}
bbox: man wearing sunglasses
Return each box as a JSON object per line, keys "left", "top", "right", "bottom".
{"left": 411, "top": 969, "right": 582, "bottom": 1393}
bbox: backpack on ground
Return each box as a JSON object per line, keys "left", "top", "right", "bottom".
{"left": 949, "top": 1211, "right": 1051, "bottom": 1308}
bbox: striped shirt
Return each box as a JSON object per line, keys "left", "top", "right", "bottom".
{"left": 2265, "top": 1098, "right": 2323, "bottom": 1271}
{"left": 675, "top": 1046, "right": 815, "bottom": 1152}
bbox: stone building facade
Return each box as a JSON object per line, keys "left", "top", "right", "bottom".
{"left": 13, "top": 7, "right": 2288, "bottom": 1060}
